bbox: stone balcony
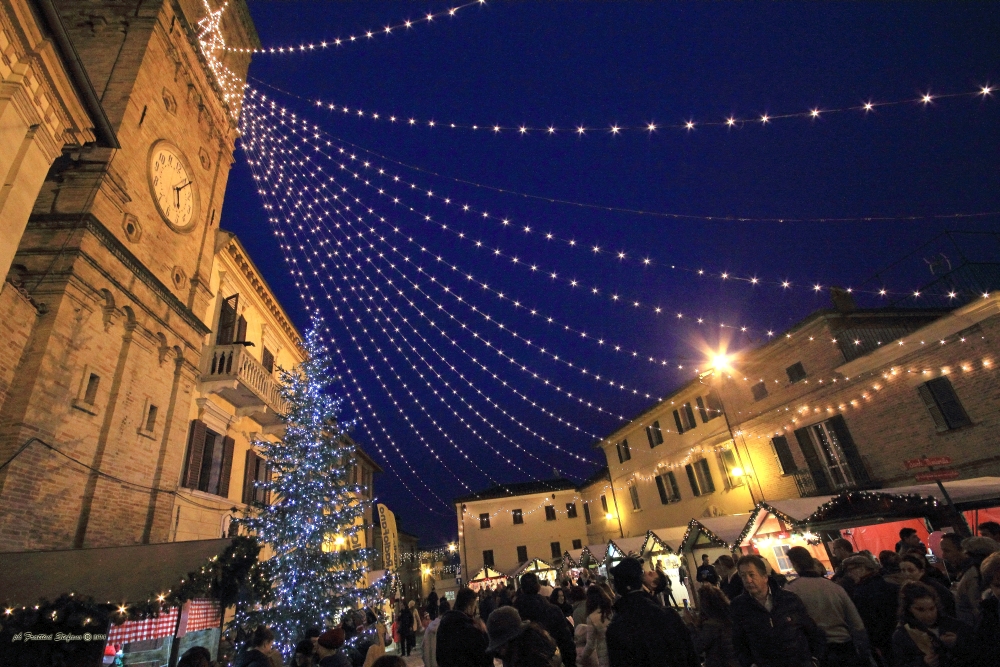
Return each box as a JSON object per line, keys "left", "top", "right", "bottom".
{"left": 200, "top": 344, "right": 288, "bottom": 432}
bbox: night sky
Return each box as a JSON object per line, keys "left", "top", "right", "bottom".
{"left": 222, "top": 1, "right": 1000, "bottom": 542}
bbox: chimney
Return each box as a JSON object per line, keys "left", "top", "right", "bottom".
{"left": 830, "top": 286, "right": 856, "bottom": 313}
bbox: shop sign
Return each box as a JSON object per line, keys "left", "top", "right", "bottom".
{"left": 914, "top": 469, "right": 959, "bottom": 482}
{"left": 903, "top": 456, "right": 952, "bottom": 470}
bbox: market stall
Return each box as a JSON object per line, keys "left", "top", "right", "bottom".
{"left": 886, "top": 476, "right": 1000, "bottom": 536}
{"left": 468, "top": 566, "right": 508, "bottom": 592}
{"left": 582, "top": 542, "right": 611, "bottom": 578}
{"left": 682, "top": 514, "right": 751, "bottom": 566}
{"left": 605, "top": 536, "right": 647, "bottom": 569}
{"left": 642, "top": 529, "right": 690, "bottom": 607}
{"left": 510, "top": 558, "right": 559, "bottom": 587}
{"left": 737, "top": 498, "right": 837, "bottom": 575}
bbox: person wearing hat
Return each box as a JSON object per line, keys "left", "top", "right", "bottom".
{"left": 515, "top": 572, "right": 576, "bottom": 666}
{"left": 841, "top": 553, "right": 897, "bottom": 666}
{"left": 316, "top": 628, "right": 351, "bottom": 667}
{"left": 434, "top": 587, "right": 491, "bottom": 667}
{"left": 954, "top": 535, "right": 1000, "bottom": 626}
{"left": 605, "top": 557, "right": 699, "bottom": 667}
{"left": 487, "top": 606, "right": 561, "bottom": 667}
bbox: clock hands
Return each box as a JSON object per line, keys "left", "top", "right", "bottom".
{"left": 173, "top": 180, "right": 192, "bottom": 208}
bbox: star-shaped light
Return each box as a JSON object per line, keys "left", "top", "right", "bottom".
{"left": 760, "top": 114, "right": 770, "bottom": 124}
{"left": 685, "top": 120, "right": 695, "bottom": 130}
{"left": 981, "top": 85, "right": 994, "bottom": 96}
{"left": 863, "top": 101, "right": 874, "bottom": 112}
{"left": 647, "top": 122, "right": 658, "bottom": 132}
{"left": 810, "top": 108, "right": 821, "bottom": 118}
{"left": 609, "top": 125, "right": 621, "bottom": 134}
{"left": 921, "top": 93, "right": 933, "bottom": 104}
{"left": 726, "top": 117, "right": 736, "bottom": 127}
{"left": 576, "top": 126, "right": 586, "bottom": 135}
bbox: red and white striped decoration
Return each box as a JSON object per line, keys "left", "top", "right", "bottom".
{"left": 185, "top": 599, "right": 221, "bottom": 633}
{"left": 107, "top": 608, "right": 179, "bottom": 644}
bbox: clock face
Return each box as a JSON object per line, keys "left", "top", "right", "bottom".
{"left": 149, "top": 143, "right": 197, "bottom": 230}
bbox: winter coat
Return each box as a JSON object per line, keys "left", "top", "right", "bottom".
{"left": 572, "top": 601, "right": 589, "bottom": 628}
{"left": 422, "top": 617, "right": 442, "bottom": 667}
{"left": 973, "top": 593, "right": 1000, "bottom": 654}
{"left": 427, "top": 591, "right": 439, "bottom": 619}
{"left": 575, "top": 624, "right": 599, "bottom": 667}
{"left": 890, "top": 615, "right": 975, "bottom": 667}
{"left": 688, "top": 618, "right": 739, "bottom": 667}
{"left": 849, "top": 574, "right": 899, "bottom": 665}
{"left": 317, "top": 653, "right": 352, "bottom": 667}
{"left": 697, "top": 564, "right": 720, "bottom": 585}
{"left": 605, "top": 590, "right": 699, "bottom": 667}
{"left": 730, "top": 586, "right": 826, "bottom": 667}
{"left": 954, "top": 564, "right": 985, "bottom": 627}
{"left": 362, "top": 624, "right": 388, "bottom": 667}
{"left": 919, "top": 576, "right": 957, "bottom": 619}
{"left": 720, "top": 573, "right": 744, "bottom": 602}
{"left": 585, "top": 610, "right": 610, "bottom": 667}
{"left": 516, "top": 592, "right": 577, "bottom": 667}
{"left": 435, "top": 609, "right": 492, "bottom": 667}
{"left": 237, "top": 648, "right": 273, "bottom": 667}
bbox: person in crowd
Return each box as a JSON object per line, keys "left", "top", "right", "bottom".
{"left": 899, "top": 553, "right": 956, "bottom": 618}
{"left": 551, "top": 588, "right": 574, "bottom": 618}
{"left": 316, "top": 629, "right": 351, "bottom": 667}
{"left": 238, "top": 626, "right": 276, "bottom": 667}
{"left": 938, "top": 534, "right": 970, "bottom": 584}
{"left": 978, "top": 521, "right": 1000, "bottom": 542}
{"left": 515, "top": 572, "right": 576, "bottom": 666}
{"left": 829, "top": 538, "right": 855, "bottom": 587}
{"left": 784, "top": 546, "right": 870, "bottom": 667}
{"left": 896, "top": 528, "right": 927, "bottom": 555}
{"left": 291, "top": 639, "right": 315, "bottom": 667}
{"left": 481, "top": 588, "right": 498, "bottom": 622}
{"left": 585, "top": 585, "right": 613, "bottom": 667}
{"left": 681, "top": 584, "right": 739, "bottom": 667}
{"left": 879, "top": 550, "right": 911, "bottom": 586}
{"left": 974, "top": 551, "right": 1000, "bottom": 652}
{"left": 714, "top": 555, "right": 744, "bottom": 601}
{"left": 422, "top": 603, "right": 443, "bottom": 667}
{"left": 644, "top": 568, "right": 669, "bottom": 607}
{"left": 571, "top": 586, "right": 589, "bottom": 626}
{"left": 400, "top": 600, "right": 421, "bottom": 656}
{"left": 436, "top": 586, "right": 492, "bottom": 667}
{"left": 891, "top": 581, "right": 974, "bottom": 667}
{"left": 730, "top": 554, "right": 825, "bottom": 667}
{"left": 697, "top": 554, "right": 720, "bottom": 586}
{"left": 362, "top": 620, "right": 388, "bottom": 667}
{"left": 678, "top": 559, "right": 694, "bottom": 604}
{"left": 605, "top": 557, "right": 699, "bottom": 667}
{"left": 842, "top": 553, "right": 899, "bottom": 666}
{"left": 575, "top": 623, "right": 598, "bottom": 667}
{"left": 178, "top": 646, "right": 213, "bottom": 667}
{"left": 427, "top": 586, "right": 439, "bottom": 620}
{"left": 487, "top": 606, "right": 562, "bottom": 667}
{"left": 953, "top": 536, "right": 1000, "bottom": 626}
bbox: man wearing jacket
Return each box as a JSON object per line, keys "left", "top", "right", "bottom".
{"left": 435, "top": 587, "right": 492, "bottom": 667}
{"left": 515, "top": 572, "right": 576, "bottom": 667}
{"left": 731, "top": 555, "right": 826, "bottom": 667}
{"left": 606, "top": 557, "right": 699, "bottom": 667}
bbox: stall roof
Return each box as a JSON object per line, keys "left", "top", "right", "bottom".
{"left": 471, "top": 566, "right": 506, "bottom": 581}
{"left": 650, "top": 526, "right": 689, "bottom": 552}
{"left": 608, "top": 536, "right": 647, "bottom": 558}
{"left": 585, "top": 542, "right": 610, "bottom": 563}
{"left": 886, "top": 477, "right": 1000, "bottom": 508}
{"left": 565, "top": 548, "right": 585, "bottom": 566}
{"left": 510, "top": 558, "right": 556, "bottom": 578}
{"left": 0, "top": 539, "right": 231, "bottom": 606}
{"left": 687, "top": 514, "right": 754, "bottom": 548}
{"left": 765, "top": 497, "right": 838, "bottom": 520}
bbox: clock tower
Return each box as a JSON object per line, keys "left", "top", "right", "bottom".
{"left": 0, "top": 0, "right": 259, "bottom": 551}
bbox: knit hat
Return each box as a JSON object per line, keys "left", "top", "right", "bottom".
{"left": 962, "top": 536, "right": 1000, "bottom": 557}
{"left": 317, "top": 628, "right": 345, "bottom": 650}
{"left": 609, "top": 556, "right": 645, "bottom": 593}
{"left": 486, "top": 605, "right": 526, "bottom": 653}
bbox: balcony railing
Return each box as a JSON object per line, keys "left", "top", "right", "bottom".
{"left": 793, "top": 469, "right": 861, "bottom": 497}
{"left": 200, "top": 344, "right": 288, "bottom": 429}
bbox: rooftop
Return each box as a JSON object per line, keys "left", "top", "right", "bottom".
{"left": 454, "top": 477, "right": 579, "bottom": 504}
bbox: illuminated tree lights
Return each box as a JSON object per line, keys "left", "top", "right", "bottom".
{"left": 234, "top": 316, "right": 373, "bottom": 655}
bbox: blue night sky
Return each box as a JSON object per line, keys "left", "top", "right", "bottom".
{"left": 222, "top": 1, "right": 1000, "bottom": 542}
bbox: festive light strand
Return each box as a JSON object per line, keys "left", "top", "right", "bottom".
{"left": 223, "top": 1, "right": 486, "bottom": 54}
{"left": 197, "top": 1, "right": 248, "bottom": 114}
{"left": 250, "top": 75, "right": 996, "bottom": 146}
{"left": 244, "top": 121, "right": 594, "bottom": 487}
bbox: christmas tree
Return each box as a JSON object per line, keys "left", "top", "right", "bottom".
{"left": 235, "top": 315, "right": 371, "bottom": 653}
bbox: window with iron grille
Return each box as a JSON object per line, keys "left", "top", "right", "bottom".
{"left": 918, "top": 377, "right": 972, "bottom": 431}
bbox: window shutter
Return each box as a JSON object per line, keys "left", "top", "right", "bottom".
{"left": 698, "top": 459, "right": 716, "bottom": 493}
{"left": 235, "top": 315, "right": 248, "bottom": 343}
{"left": 616, "top": 443, "right": 624, "bottom": 463}
{"left": 927, "top": 377, "right": 971, "bottom": 429}
{"left": 655, "top": 476, "right": 669, "bottom": 504}
{"left": 261, "top": 347, "right": 275, "bottom": 373}
{"left": 653, "top": 421, "right": 663, "bottom": 445}
{"left": 583, "top": 502, "right": 591, "bottom": 524}
{"left": 827, "top": 415, "right": 870, "bottom": 485}
{"left": 684, "top": 403, "right": 697, "bottom": 430}
{"left": 696, "top": 397, "right": 709, "bottom": 423}
{"left": 218, "top": 436, "right": 235, "bottom": 498}
{"left": 794, "top": 427, "right": 832, "bottom": 494}
{"left": 646, "top": 426, "right": 656, "bottom": 448}
{"left": 242, "top": 450, "right": 257, "bottom": 504}
{"left": 183, "top": 420, "right": 208, "bottom": 489}
{"left": 667, "top": 472, "right": 681, "bottom": 501}
{"left": 673, "top": 410, "right": 685, "bottom": 434}
{"left": 217, "top": 294, "right": 239, "bottom": 345}
{"left": 685, "top": 464, "right": 700, "bottom": 496}
{"left": 622, "top": 439, "right": 631, "bottom": 461}
{"left": 770, "top": 436, "right": 797, "bottom": 475}
{"left": 917, "top": 383, "right": 949, "bottom": 431}
{"left": 705, "top": 390, "right": 723, "bottom": 420}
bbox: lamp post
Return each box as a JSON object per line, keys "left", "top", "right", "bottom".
{"left": 699, "top": 354, "right": 764, "bottom": 506}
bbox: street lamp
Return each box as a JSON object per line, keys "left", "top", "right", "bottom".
{"left": 699, "top": 353, "right": 762, "bottom": 505}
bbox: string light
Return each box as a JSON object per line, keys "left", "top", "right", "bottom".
{"left": 196, "top": 1, "right": 248, "bottom": 115}
{"left": 253, "top": 76, "right": 997, "bottom": 139}
{"left": 223, "top": 1, "right": 486, "bottom": 54}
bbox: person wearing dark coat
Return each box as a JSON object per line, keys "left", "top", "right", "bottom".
{"left": 973, "top": 551, "right": 1000, "bottom": 653}
{"left": 730, "top": 555, "right": 825, "bottom": 667}
{"left": 714, "top": 555, "right": 744, "bottom": 602}
{"left": 515, "top": 572, "right": 576, "bottom": 667}
{"left": 891, "top": 582, "right": 975, "bottom": 667}
{"left": 605, "top": 557, "right": 699, "bottom": 667}
{"left": 842, "top": 554, "right": 900, "bottom": 667}
{"left": 237, "top": 626, "right": 276, "bottom": 667}
{"left": 697, "top": 554, "right": 720, "bottom": 585}
{"left": 427, "top": 587, "right": 439, "bottom": 621}
{"left": 436, "top": 587, "right": 492, "bottom": 667}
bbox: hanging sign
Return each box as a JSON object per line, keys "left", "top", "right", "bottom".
{"left": 377, "top": 504, "right": 400, "bottom": 572}
{"left": 904, "top": 456, "right": 953, "bottom": 470}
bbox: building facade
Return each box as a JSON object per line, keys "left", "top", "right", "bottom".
{"left": 0, "top": 0, "right": 258, "bottom": 552}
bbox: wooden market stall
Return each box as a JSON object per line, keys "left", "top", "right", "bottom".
{"left": 642, "top": 529, "right": 690, "bottom": 607}
{"left": 468, "top": 566, "right": 508, "bottom": 592}
{"left": 510, "top": 558, "right": 559, "bottom": 587}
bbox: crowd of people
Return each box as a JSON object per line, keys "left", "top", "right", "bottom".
{"left": 183, "top": 521, "right": 1000, "bottom": 667}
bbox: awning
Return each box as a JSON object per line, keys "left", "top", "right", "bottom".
{"left": 683, "top": 514, "right": 754, "bottom": 550}
{"left": 470, "top": 566, "right": 506, "bottom": 582}
{"left": 0, "top": 538, "right": 232, "bottom": 606}
{"left": 585, "top": 542, "right": 610, "bottom": 563}
{"left": 883, "top": 477, "right": 1000, "bottom": 509}
{"left": 648, "top": 526, "right": 688, "bottom": 552}
{"left": 607, "top": 536, "right": 646, "bottom": 560}
{"left": 509, "top": 558, "right": 556, "bottom": 578}
{"left": 564, "top": 548, "right": 585, "bottom": 567}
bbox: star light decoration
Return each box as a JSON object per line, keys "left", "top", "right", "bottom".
{"left": 196, "top": 1, "right": 245, "bottom": 113}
